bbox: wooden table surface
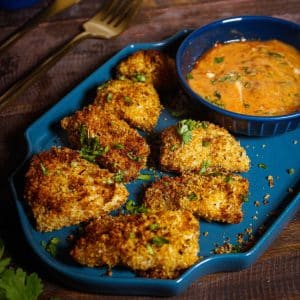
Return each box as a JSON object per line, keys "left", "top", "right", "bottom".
{"left": 0, "top": 0, "right": 299, "bottom": 299}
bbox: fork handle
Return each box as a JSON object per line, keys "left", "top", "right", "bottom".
{"left": 0, "top": 0, "right": 81, "bottom": 53}
{"left": 0, "top": 31, "right": 91, "bottom": 111}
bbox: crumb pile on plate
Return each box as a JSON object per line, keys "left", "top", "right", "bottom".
{"left": 24, "top": 49, "right": 250, "bottom": 279}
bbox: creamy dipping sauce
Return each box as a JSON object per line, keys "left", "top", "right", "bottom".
{"left": 188, "top": 40, "right": 300, "bottom": 116}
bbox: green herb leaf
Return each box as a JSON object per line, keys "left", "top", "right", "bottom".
{"left": 241, "top": 194, "right": 249, "bottom": 202}
{"left": 199, "top": 160, "right": 210, "bottom": 174}
{"left": 258, "top": 163, "right": 267, "bottom": 169}
{"left": 129, "top": 232, "right": 136, "bottom": 239}
{"left": 267, "top": 51, "right": 284, "bottom": 58}
{"left": 151, "top": 236, "right": 169, "bottom": 247}
{"left": 202, "top": 140, "right": 210, "bottom": 147}
{"left": 287, "top": 168, "right": 295, "bottom": 175}
{"left": 134, "top": 73, "right": 146, "bottom": 82}
{"left": 137, "top": 174, "right": 151, "bottom": 181}
{"left": 124, "top": 96, "right": 133, "bottom": 105}
{"left": 187, "top": 192, "right": 198, "bottom": 201}
{"left": 106, "top": 92, "right": 113, "bottom": 102}
{"left": 113, "top": 170, "right": 124, "bottom": 183}
{"left": 0, "top": 268, "right": 43, "bottom": 300}
{"left": 177, "top": 119, "right": 208, "bottom": 144}
{"left": 149, "top": 223, "right": 160, "bottom": 231}
{"left": 224, "top": 175, "right": 233, "bottom": 183}
{"left": 118, "top": 75, "right": 126, "bottom": 81}
{"left": 79, "top": 125, "right": 109, "bottom": 163}
{"left": 113, "top": 143, "right": 124, "bottom": 150}
{"left": 146, "top": 244, "right": 154, "bottom": 255}
{"left": 125, "top": 200, "right": 148, "bottom": 214}
{"left": 214, "top": 56, "right": 224, "bottom": 64}
{"left": 42, "top": 237, "right": 60, "bottom": 257}
{"left": 186, "top": 73, "right": 193, "bottom": 79}
{"left": 40, "top": 163, "right": 48, "bottom": 176}
{"left": 127, "top": 152, "right": 141, "bottom": 162}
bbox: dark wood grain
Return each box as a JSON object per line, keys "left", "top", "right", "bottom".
{"left": 0, "top": 0, "right": 299, "bottom": 299}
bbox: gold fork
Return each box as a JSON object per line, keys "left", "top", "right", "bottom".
{"left": 0, "top": 0, "right": 142, "bottom": 111}
{"left": 0, "top": 0, "right": 81, "bottom": 53}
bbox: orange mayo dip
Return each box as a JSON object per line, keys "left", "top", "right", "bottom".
{"left": 188, "top": 40, "right": 300, "bottom": 116}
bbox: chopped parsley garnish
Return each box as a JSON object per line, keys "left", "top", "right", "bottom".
{"left": 133, "top": 73, "right": 146, "bottom": 82}
{"left": 186, "top": 72, "right": 193, "bottom": 79}
{"left": 124, "top": 96, "right": 133, "bottom": 105}
{"left": 113, "top": 143, "right": 124, "bottom": 150}
{"left": 113, "top": 170, "right": 124, "bottom": 183}
{"left": 214, "top": 56, "right": 224, "bottom": 64}
{"left": 170, "top": 144, "right": 179, "bottom": 152}
{"left": 146, "top": 244, "right": 154, "bottom": 254}
{"left": 129, "top": 232, "right": 136, "bottom": 239}
{"left": 187, "top": 192, "right": 197, "bottom": 201}
{"left": 267, "top": 51, "right": 284, "bottom": 58}
{"left": 127, "top": 152, "right": 141, "bottom": 162}
{"left": 137, "top": 174, "right": 151, "bottom": 181}
{"left": 202, "top": 140, "right": 210, "bottom": 147}
{"left": 118, "top": 75, "right": 126, "bottom": 80}
{"left": 177, "top": 119, "right": 207, "bottom": 144}
{"left": 41, "top": 237, "right": 60, "bottom": 257}
{"left": 218, "top": 72, "right": 241, "bottom": 82}
{"left": 258, "top": 163, "right": 267, "bottom": 169}
{"left": 125, "top": 199, "right": 148, "bottom": 214}
{"left": 106, "top": 92, "right": 113, "bottom": 102}
{"left": 199, "top": 160, "right": 210, "bottom": 174}
{"left": 79, "top": 125, "right": 109, "bottom": 162}
{"left": 149, "top": 223, "right": 160, "bottom": 231}
{"left": 151, "top": 236, "right": 169, "bottom": 247}
{"left": 224, "top": 175, "right": 233, "bottom": 183}
{"left": 40, "top": 163, "right": 48, "bottom": 175}
{"left": 241, "top": 194, "right": 249, "bottom": 202}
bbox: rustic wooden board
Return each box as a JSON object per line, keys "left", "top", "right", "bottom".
{"left": 0, "top": 0, "right": 299, "bottom": 299}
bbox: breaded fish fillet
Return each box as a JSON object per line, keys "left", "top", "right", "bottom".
{"left": 144, "top": 173, "right": 249, "bottom": 223}
{"left": 24, "top": 147, "right": 128, "bottom": 232}
{"left": 160, "top": 119, "right": 250, "bottom": 174}
{"left": 116, "top": 49, "right": 177, "bottom": 92}
{"left": 94, "top": 79, "right": 161, "bottom": 131}
{"left": 61, "top": 105, "right": 150, "bottom": 182}
{"left": 71, "top": 210, "right": 199, "bottom": 279}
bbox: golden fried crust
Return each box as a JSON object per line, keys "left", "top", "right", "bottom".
{"left": 71, "top": 210, "right": 199, "bottom": 279}
{"left": 116, "top": 50, "right": 177, "bottom": 92}
{"left": 160, "top": 122, "right": 250, "bottom": 173}
{"left": 24, "top": 147, "right": 128, "bottom": 232}
{"left": 144, "top": 174, "right": 249, "bottom": 223}
{"left": 61, "top": 105, "right": 150, "bottom": 182}
{"left": 94, "top": 79, "right": 162, "bottom": 132}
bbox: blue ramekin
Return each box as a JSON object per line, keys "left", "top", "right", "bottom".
{"left": 176, "top": 16, "right": 300, "bottom": 136}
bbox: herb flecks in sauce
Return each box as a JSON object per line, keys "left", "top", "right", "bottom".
{"left": 188, "top": 40, "right": 300, "bottom": 116}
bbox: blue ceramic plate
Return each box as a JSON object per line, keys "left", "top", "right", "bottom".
{"left": 9, "top": 30, "right": 300, "bottom": 296}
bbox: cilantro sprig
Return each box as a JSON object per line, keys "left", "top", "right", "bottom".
{"left": 0, "top": 239, "right": 43, "bottom": 300}
{"left": 79, "top": 125, "right": 109, "bottom": 163}
{"left": 125, "top": 200, "right": 148, "bottom": 214}
{"left": 176, "top": 119, "right": 208, "bottom": 144}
